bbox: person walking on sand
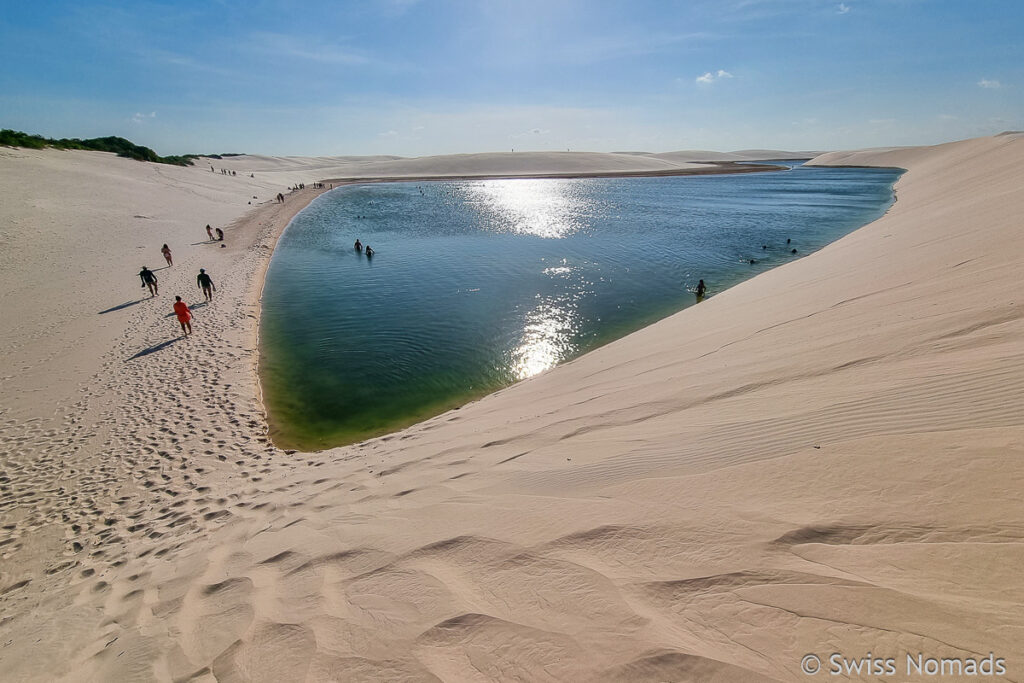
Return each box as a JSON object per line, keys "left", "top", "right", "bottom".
{"left": 206, "top": 224, "right": 214, "bottom": 241}
{"left": 215, "top": 227, "right": 224, "bottom": 242}
{"left": 139, "top": 266, "right": 159, "bottom": 297}
{"left": 197, "top": 268, "right": 216, "bottom": 301}
{"left": 695, "top": 279, "right": 707, "bottom": 299}
{"left": 161, "top": 243, "right": 173, "bottom": 267}
{"left": 173, "top": 296, "right": 192, "bottom": 336}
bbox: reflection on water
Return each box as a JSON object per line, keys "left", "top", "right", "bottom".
{"left": 261, "top": 165, "right": 903, "bottom": 449}
{"left": 511, "top": 299, "right": 578, "bottom": 380}
{"left": 463, "top": 179, "right": 590, "bottom": 238}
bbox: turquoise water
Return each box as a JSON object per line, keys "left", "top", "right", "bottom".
{"left": 261, "top": 164, "right": 902, "bottom": 449}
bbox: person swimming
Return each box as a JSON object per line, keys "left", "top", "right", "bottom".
{"left": 364, "top": 245, "right": 374, "bottom": 257}
{"left": 696, "top": 279, "right": 707, "bottom": 299}
{"left": 354, "top": 239, "right": 362, "bottom": 252}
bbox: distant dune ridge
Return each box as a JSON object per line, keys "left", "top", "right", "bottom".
{"left": 0, "top": 134, "right": 1022, "bottom": 681}
{"left": 207, "top": 148, "right": 809, "bottom": 182}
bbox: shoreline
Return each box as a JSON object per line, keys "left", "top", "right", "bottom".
{"left": 245, "top": 187, "right": 332, "bottom": 447}
{"left": 317, "top": 160, "right": 791, "bottom": 186}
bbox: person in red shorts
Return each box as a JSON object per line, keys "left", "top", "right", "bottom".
{"left": 173, "top": 296, "right": 192, "bottom": 336}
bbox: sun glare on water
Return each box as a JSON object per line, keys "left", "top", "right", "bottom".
{"left": 465, "top": 178, "right": 587, "bottom": 238}
{"left": 511, "top": 299, "right": 579, "bottom": 380}
{"left": 460, "top": 180, "right": 593, "bottom": 378}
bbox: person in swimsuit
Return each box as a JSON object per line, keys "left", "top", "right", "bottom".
{"left": 206, "top": 224, "right": 214, "bottom": 240}
{"left": 215, "top": 227, "right": 224, "bottom": 241}
{"left": 364, "top": 245, "right": 374, "bottom": 257}
{"left": 173, "top": 296, "right": 192, "bottom": 336}
{"left": 161, "top": 244, "right": 173, "bottom": 266}
{"left": 354, "top": 239, "right": 362, "bottom": 252}
{"left": 197, "top": 268, "right": 216, "bottom": 301}
{"left": 695, "top": 279, "right": 707, "bottom": 299}
{"left": 139, "top": 266, "right": 159, "bottom": 297}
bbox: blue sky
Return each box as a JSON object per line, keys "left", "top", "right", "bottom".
{"left": 1, "top": 0, "right": 1021, "bottom": 156}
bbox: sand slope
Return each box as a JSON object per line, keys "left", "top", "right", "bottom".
{"left": 1, "top": 135, "right": 1023, "bottom": 681}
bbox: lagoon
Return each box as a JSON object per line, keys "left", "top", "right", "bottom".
{"left": 260, "top": 164, "right": 902, "bottom": 449}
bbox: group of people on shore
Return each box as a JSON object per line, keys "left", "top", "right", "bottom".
{"left": 205, "top": 224, "right": 224, "bottom": 242}
{"left": 138, "top": 229, "right": 222, "bottom": 336}
{"left": 137, "top": 265, "right": 216, "bottom": 336}
{"left": 172, "top": 269, "right": 217, "bottom": 336}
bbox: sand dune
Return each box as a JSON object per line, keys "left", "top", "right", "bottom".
{"left": 1, "top": 135, "right": 1022, "bottom": 681}
{"left": 205, "top": 148, "right": 806, "bottom": 185}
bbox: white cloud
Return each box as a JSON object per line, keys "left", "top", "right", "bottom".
{"left": 696, "top": 69, "right": 733, "bottom": 85}
{"left": 131, "top": 111, "right": 156, "bottom": 124}
{"left": 977, "top": 79, "right": 1001, "bottom": 89}
{"left": 837, "top": 3, "right": 851, "bottom": 14}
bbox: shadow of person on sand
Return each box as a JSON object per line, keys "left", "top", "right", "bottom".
{"left": 127, "top": 337, "right": 183, "bottom": 360}
{"left": 98, "top": 299, "right": 147, "bottom": 314}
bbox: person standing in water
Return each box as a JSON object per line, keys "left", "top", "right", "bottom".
{"left": 197, "top": 268, "right": 216, "bottom": 301}
{"left": 695, "top": 279, "right": 707, "bottom": 299}
{"left": 173, "top": 296, "right": 192, "bottom": 336}
{"left": 161, "top": 243, "right": 173, "bottom": 266}
{"left": 139, "top": 266, "right": 159, "bottom": 297}
{"left": 364, "top": 245, "right": 374, "bottom": 257}
{"left": 354, "top": 239, "right": 362, "bottom": 252}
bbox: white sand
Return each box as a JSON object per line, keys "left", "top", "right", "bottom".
{"left": 1, "top": 135, "right": 1022, "bottom": 681}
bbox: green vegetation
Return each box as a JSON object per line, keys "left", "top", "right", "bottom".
{"left": 0, "top": 129, "right": 198, "bottom": 166}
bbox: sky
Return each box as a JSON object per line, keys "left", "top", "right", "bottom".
{"left": 1, "top": 0, "right": 1021, "bottom": 157}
